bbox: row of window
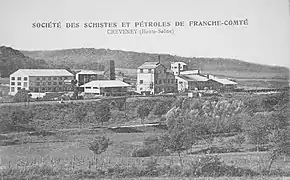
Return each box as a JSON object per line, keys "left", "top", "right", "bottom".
{"left": 30, "top": 87, "right": 72, "bottom": 92}
{"left": 139, "top": 87, "right": 175, "bottom": 92}
{"left": 36, "top": 82, "right": 65, "bottom": 86}
{"left": 11, "top": 86, "right": 72, "bottom": 92}
{"left": 11, "top": 82, "right": 28, "bottom": 86}
{"left": 11, "top": 76, "right": 70, "bottom": 81}
{"left": 11, "top": 77, "right": 28, "bottom": 81}
{"left": 36, "top": 76, "right": 69, "bottom": 81}
{"left": 139, "top": 79, "right": 177, "bottom": 84}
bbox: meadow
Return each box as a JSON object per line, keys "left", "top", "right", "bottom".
{"left": 0, "top": 92, "right": 289, "bottom": 179}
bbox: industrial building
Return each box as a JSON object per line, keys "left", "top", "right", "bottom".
{"left": 81, "top": 80, "right": 131, "bottom": 96}
{"left": 9, "top": 69, "right": 74, "bottom": 95}
{"left": 136, "top": 62, "right": 177, "bottom": 95}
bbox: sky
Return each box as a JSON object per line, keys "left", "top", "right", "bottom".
{"left": 0, "top": 0, "right": 289, "bottom": 68}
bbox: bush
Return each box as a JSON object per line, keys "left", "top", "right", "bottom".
{"left": 88, "top": 136, "right": 110, "bottom": 155}
{"left": 131, "top": 147, "right": 151, "bottom": 157}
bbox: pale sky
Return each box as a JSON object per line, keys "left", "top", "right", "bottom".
{"left": 0, "top": 0, "right": 289, "bottom": 68}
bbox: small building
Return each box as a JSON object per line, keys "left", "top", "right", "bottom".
{"left": 137, "top": 62, "right": 177, "bottom": 95}
{"left": 80, "top": 80, "right": 131, "bottom": 96}
{"left": 208, "top": 78, "right": 238, "bottom": 91}
{"left": 171, "top": 62, "right": 188, "bottom": 75}
{"left": 75, "top": 70, "right": 104, "bottom": 87}
{"left": 175, "top": 74, "right": 210, "bottom": 92}
{"left": 9, "top": 69, "right": 74, "bottom": 95}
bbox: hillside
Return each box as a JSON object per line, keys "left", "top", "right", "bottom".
{"left": 22, "top": 48, "right": 289, "bottom": 80}
{"left": 0, "top": 46, "right": 49, "bottom": 77}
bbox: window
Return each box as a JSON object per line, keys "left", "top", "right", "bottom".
{"left": 48, "top": 82, "right": 51, "bottom": 85}
{"left": 11, "top": 87, "right": 15, "bottom": 92}
{"left": 42, "top": 82, "right": 46, "bottom": 86}
{"left": 17, "top": 87, "right": 21, "bottom": 90}
{"left": 59, "top": 82, "right": 62, "bottom": 85}
{"left": 17, "top": 77, "right": 21, "bottom": 80}
{"left": 176, "top": 79, "right": 178, "bottom": 83}
{"left": 24, "top": 77, "right": 28, "bottom": 81}
{"left": 93, "top": 87, "right": 98, "bottom": 89}
{"left": 168, "top": 79, "right": 170, "bottom": 83}
{"left": 64, "top": 77, "right": 68, "bottom": 80}
{"left": 59, "top": 77, "right": 62, "bottom": 80}
{"left": 139, "top": 80, "right": 143, "bottom": 84}
{"left": 23, "top": 82, "right": 28, "bottom": 87}
{"left": 148, "top": 69, "right": 152, "bottom": 73}
{"left": 11, "top": 77, "right": 15, "bottom": 80}
{"left": 41, "top": 87, "right": 45, "bottom": 91}
{"left": 48, "top": 77, "right": 51, "bottom": 80}
{"left": 171, "top": 79, "right": 174, "bottom": 84}
{"left": 36, "top": 82, "right": 40, "bottom": 86}
{"left": 163, "top": 79, "right": 166, "bottom": 83}
{"left": 17, "top": 82, "right": 21, "bottom": 86}
{"left": 53, "top": 82, "right": 57, "bottom": 85}
{"left": 36, "top": 77, "right": 40, "bottom": 80}
{"left": 11, "top": 82, "right": 15, "bottom": 85}
{"left": 85, "top": 87, "right": 91, "bottom": 89}
{"left": 53, "top": 77, "right": 57, "bottom": 80}
{"left": 42, "top": 77, "right": 46, "bottom": 80}
{"left": 140, "top": 69, "right": 143, "bottom": 73}
{"left": 159, "top": 80, "right": 162, "bottom": 84}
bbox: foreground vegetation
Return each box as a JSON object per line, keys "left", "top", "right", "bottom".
{"left": 0, "top": 91, "right": 289, "bottom": 179}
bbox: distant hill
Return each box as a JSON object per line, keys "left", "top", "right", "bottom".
{"left": 0, "top": 46, "right": 49, "bottom": 77}
{"left": 21, "top": 48, "right": 289, "bottom": 80}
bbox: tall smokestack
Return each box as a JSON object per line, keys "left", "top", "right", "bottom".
{"left": 178, "top": 63, "right": 181, "bottom": 75}
{"left": 158, "top": 55, "right": 160, "bottom": 64}
{"left": 104, "top": 60, "right": 115, "bottom": 80}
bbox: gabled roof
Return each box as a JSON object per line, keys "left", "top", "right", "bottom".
{"left": 171, "top": 61, "right": 187, "bottom": 65}
{"left": 11, "top": 69, "right": 74, "bottom": 77}
{"left": 138, "top": 62, "right": 160, "bottom": 69}
{"left": 81, "top": 80, "right": 131, "bottom": 88}
{"left": 177, "top": 74, "right": 209, "bottom": 82}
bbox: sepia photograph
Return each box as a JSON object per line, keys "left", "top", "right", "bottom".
{"left": 0, "top": 0, "right": 289, "bottom": 179}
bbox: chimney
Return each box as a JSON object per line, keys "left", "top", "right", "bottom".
{"left": 109, "top": 60, "right": 115, "bottom": 80}
{"left": 158, "top": 55, "right": 161, "bottom": 64}
{"left": 207, "top": 74, "right": 209, "bottom": 79}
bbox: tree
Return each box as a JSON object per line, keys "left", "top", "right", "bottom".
{"left": 74, "top": 105, "right": 87, "bottom": 128}
{"left": 88, "top": 136, "right": 110, "bottom": 155}
{"left": 14, "top": 88, "right": 30, "bottom": 103}
{"left": 95, "top": 102, "right": 111, "bottom": 127}
{"left": 161, "top": 116, "right": 197, "bottom": 169}
{"left": 88, "top": 136, "right": 111, "bottom": 167}
{"left": 267, "top": 128, "right": 290, "bottom": 173}
{"left": 137, "top": 103, "right": 150, "bottom": 125}
{"left": 9, "top": 108, "right": 34, "bottom": 132}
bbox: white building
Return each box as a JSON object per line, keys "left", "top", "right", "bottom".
{"left": 9, "top": 69, "right": 74, "bottom": 95}
{"left": 137, "top": 62, "right": 177, "bottom": 95}
{"left": 81, "top": 80, "right": 131, "bottom": 96}
{"left": 170, "top": 62, "right": 188, "bottom": 75}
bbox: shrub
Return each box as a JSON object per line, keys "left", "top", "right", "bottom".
{"left": 88, "top": 136, "right": 110, "bottom": 155}
{"left": 131, "top": 147, "right": 151, "bottom": 157}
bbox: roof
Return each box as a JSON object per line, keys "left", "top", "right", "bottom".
{"left": 138, "top": 62, "right": 160, "bottom": 69}
{"left": 11, "top": 69, "right": 74, "bottom": 77}
{"left": 171, "top": 61, "right": 187, "bottom": 65}
{"left": 76, "top": 70, "right": 104, "bottom": 75}
{"left": 177, "top": 74, "right": 209, "bottom": 82}
{"left": 81, "top": 80, "right": 131, "bottom": 88}
{"left": 180, "top": 70, "right": 200, "bottom": 75}
{"left": 209, "top": 78, "right": 238, "bottom": 85}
